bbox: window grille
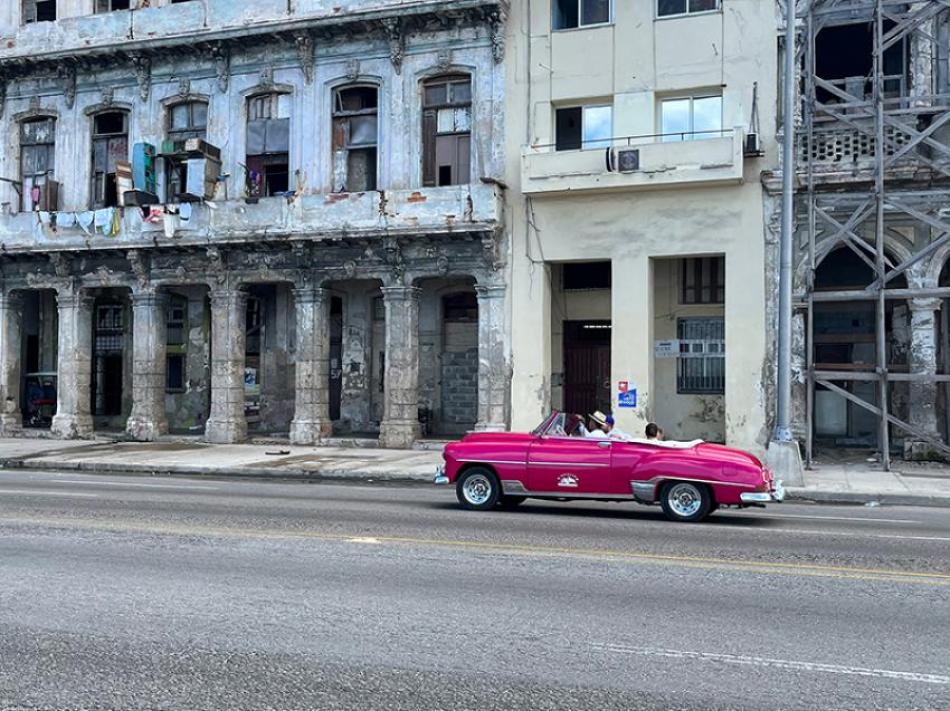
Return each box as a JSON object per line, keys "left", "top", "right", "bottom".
{"left": 677, "top": 317, "right": 725, "bottom": 394}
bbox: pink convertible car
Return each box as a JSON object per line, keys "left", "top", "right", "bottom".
{"left": 434, "top": 411, "right": 784, "bottom": 523}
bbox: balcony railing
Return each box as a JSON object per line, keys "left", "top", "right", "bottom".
{"left": 0, "top": 184, "right": 503, "bottom": 254}
{"left": 521, "top": 128, "right": 747, "bottom": 195}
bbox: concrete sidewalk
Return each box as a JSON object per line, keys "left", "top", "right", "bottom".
{"left": 2, "top": 437, "right": 950, "bottom": 506}
{"left": 0, "top": 437, "right": 441, "bottom": 483}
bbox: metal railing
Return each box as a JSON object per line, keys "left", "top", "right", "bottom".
{"left": 527, "top": 128, "right": 735, "bottom": 153}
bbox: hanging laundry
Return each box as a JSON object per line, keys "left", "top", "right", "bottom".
{"left": 38, "top": 211, "right": 50, "bottom": 226}
{"left": 50, "top": 212, "right": 58, "bottom": 233}
{"left": 57, "top": 212, "right": 77, "bottom": 229}
{"left": 163, "top": 213, "right": 179, "bottom": 239}
{"left": 109, "top": 208, "right": 121, "bottom": 237}
{"left": 94, "top": 208, "right": 114, "bottom": 235}
{"left": 77, "top": 212, "right": 95, "bottom": 235}
{"left": 30, "top": 185, "right": 41, "bottom": 210}
{"left": 179, "top": 202, "right": 193, "bottom": 223}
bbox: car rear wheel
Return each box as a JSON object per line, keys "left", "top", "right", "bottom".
{"left": 456, "top": 467, "right": 501, "bottom": 511}
{"left": 660, "top": 481, "right": 713, "bottom": 523}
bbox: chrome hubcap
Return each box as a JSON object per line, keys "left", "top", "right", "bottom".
{"left": 668, "top": 483, "right": 703, "bottom": 517}
{"left": 463, "top": 474, "right": 493, "bottom": 505}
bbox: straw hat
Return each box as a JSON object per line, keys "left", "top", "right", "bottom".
{"left": 589, "top": 410, "right": 608, "bottom": 428}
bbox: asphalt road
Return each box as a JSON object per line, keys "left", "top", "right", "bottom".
{"left": 1, "top": 469, "right": 949, "bottom": 711}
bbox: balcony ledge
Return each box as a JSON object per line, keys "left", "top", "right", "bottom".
{"left": 521, "top": 129, "right": 747, "bottom": 196}
{"left": 0, "top": 184, "right": 502, "bottom": 255}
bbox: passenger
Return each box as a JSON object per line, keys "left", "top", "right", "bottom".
{"left": 564, "top": 413, "right": 587, "bottom": 437}
{"left": 586, "top": 411, "right": 610, "bottom": 438}
{"left": 645, "top": 422, "right": 664, "bottom": 441}
{"left": 607, "top": 415, "right": 632, "bottom": 442}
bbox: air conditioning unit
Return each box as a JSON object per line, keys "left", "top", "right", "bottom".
{"left": 184, "top": 138, "right": 222, "bottom": 161}
{"left": 606, "top": 147, "right": 640, "bottom": 173}
{"left": 744, "top": 132, "right": 764, "bottom": 157}
{"left": 182, "top": 157, "right": 221, "bottom": 201}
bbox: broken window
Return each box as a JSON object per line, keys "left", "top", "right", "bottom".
{"left": 20, "top": 116, "right": 55, "bottom": 212}
{"left": 332, "top": 85, "right": 378, "bottom": 193}
{"left": 246, "top": 93, "right": 291, "bottom": 197}
{"left": 657, "top": 0, "right": 719, "bottom": 18}
{"left": 91, "top": 111, "right": 129, "bottom": 208}
{"left": 95, "top": 0, "right": 130, "bottom": 12}
{"left": 661, "top": 94, "right": 722, "bottom": 141}
{"left": 165, "top": 100, "right": 208, "bottom": 201}
{"left": 815, "top": 22, "right": 906, "bottom": 103}
{"left": 553, "top": 0, "right": 611, "bottom": 30}
{"left": 555, "top": 105, "right": 612, "bottom": 151}
{"left": 677, "top": 317, "right": 725, "bottom": 394}
{"left": 422, "top": 75, "right": 472, "bottom": 187}
{"left": 22, "top": 0, "right": 56, "bottom": 23}
{"left": 681, "top": 256, "right": 724, "bottom": 304}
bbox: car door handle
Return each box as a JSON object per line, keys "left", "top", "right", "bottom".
{"left": 597, "top": 441, "right": 611, "bottom": 448}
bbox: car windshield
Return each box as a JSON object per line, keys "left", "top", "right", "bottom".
{"left": 533, "top": 411, "right": 587, "bottom": 438}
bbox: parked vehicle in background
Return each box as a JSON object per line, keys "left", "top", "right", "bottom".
{"left": 434, "top": 411, "right": 784, "bottom": 523}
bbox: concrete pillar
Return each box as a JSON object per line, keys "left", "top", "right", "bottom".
{"left": 0, "top": 291, "right": 23, "bottom": 434}
{"left": 126, "top": 290, "right": 168, "bottom": 441}
{"left": 475, "top": 284, "right": 508, "bottom": 431}
{"left": 379, "top": 285, "right": 421, "bottom": 448}
{"left": 51, "top": 290, "right": 94, "bottom": 439}
{"left": 905, "top": 296, "right": 942, "bottom": 459}
{"left": 289, "top": 286, "right": 332, "bottom": 445}
{"left": 205, "top": 288, "right": 248, "bottom": 444}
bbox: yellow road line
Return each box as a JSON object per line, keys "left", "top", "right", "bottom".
{"left": 2, "top": 513, "right": 949, "bottom": 586}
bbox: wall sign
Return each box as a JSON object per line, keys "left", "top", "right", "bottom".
{"left": 618, "top": 380, "right": 637, "bottom": 409}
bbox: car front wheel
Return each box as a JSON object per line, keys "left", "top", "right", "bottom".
{"left": 660, "top": 481, "right": 713, "bottom": 523}
{"left": 456, "top": 467, "right": 501, "bottom": 511}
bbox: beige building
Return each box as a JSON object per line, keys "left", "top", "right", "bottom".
{"left": 504, "top": 0, "right": 778, "bottom": 455}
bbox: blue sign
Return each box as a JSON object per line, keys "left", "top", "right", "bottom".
{"left": 618, "top": 389, "right": 637, "bottom": 408}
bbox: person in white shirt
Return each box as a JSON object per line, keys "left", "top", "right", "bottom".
{"left": 586, "top": 411, "right": 610, "bottom": 438}
{"left": 606, "top": 415, "right": 632, "bottom": 442}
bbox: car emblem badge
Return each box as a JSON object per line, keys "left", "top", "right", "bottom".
{"left": 557, "top": 474, "right": 579, "bottom": 488}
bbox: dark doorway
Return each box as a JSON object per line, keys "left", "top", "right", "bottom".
{"left": 330, "top": 296, "right": 343, "bottom": 421}
{"left": 92, "top": 302, "right": 125, "bottom": 417}
{"left": 563, "top": 320, "right": 611, "bottom": 416}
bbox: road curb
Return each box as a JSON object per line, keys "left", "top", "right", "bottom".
{"left": 0, "top": 458, "right": 434, "bottom": 486}
{"left": 785, "top": 488, "right": 950, "bottom": 508}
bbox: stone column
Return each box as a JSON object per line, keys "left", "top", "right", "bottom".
{"left": 290, "top": 286, "right": 332, "bottom": 445}
{"left": 205, "top": 288, "right": 248, "bottom": 444}
{"left": 51, "top": 290, "right": 94, "bottom": 439}
{"left": 126, "top": 290, "right": 168, "bottom": 441}
{"left": 379, "top": 285, "right": 421, "bottom": 448}
{"left": 905, "top": 296, "right": 942, "bottom": 459}
{"left": 0, "top": 292, "right": 23, "bottom": 434}
{"left": 475, "top": 284, "right": 508, "bottom": 431}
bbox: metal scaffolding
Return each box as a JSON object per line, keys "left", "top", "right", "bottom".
{"left": 797, "top": 0, "right": 950, "bottom": 468}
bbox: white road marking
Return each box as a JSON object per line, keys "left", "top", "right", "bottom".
{"left": 759, "top": 513, "right": 919, "bottom": 524}
{"left": 0, "top": 489, "right": 99, "bottom": 499}
{"left": 593, "top": 642, "right": 950, "bottom": 685}
{"left": 347, "top": 537, "right": 382, "bottom": 544}
{"left": 51, "top": 479, "right": 220, "bottom": 491}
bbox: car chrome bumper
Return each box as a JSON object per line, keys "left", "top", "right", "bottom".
{"left": 740, "top": 480, "right": 785, "bottom": 504}
{"left": 433, "top": 466, "right": 449, "bottom": 486}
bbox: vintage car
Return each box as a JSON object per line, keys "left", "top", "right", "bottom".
{"left": 434, "top": 411, "right": 784, "bottom": 522}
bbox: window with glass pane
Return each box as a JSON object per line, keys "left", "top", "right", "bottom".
{"left": 91, "top": 111, "right": 128, "bottom": 208}
{"left": 246, "top": 93, "right": 291, "bottom": 197}
{"left": 332, "top": 85, "right": 379, "bottom": 192}
{"left": 658, "top": 0, "right": 719, "bottom": 17}
{"left": 555, "top": 105, "right": 612, "bottom": 151}
{"left": 20, "top": 117, "right": 55, "bottom": 211}
{"left": 166, "top": 101, "right": 208, "bottom": 201}
{"left": 677, "top": 317, "right": 725, "bottom": 394}
{"left": 661, "top": 95, "right": 721, "bottom": 141}
{"left": 554, "top": 0, "right": 611, "bottom": 29}
{"left": 422, "top": 75, "right": 472, "bottom": 187}
{"left": 582, "top": 105, "right": 612, "bottom": 149}
{"left": 681, "top": 256, "right": 724, "bottom": 304}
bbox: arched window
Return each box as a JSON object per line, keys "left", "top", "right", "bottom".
{"left": 91, "top": 110, "right": 129, "bottom": 208}
{"left": 332, "top": 85, "right": 378, "bottom": 192}
{"left": 165, "top": 100, "right": 209, "bottom": 201}
{"left": 422, "top": 75, "right": 472, "bottom": 187}
{"left": 19, "top": 116, "right": 55, "bottom": 211}
{"left": 246, "top": 93, "right": 291, "bottom": 197}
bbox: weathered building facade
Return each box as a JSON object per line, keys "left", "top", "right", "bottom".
{"left": 505, "top": 0, "right": 777, "bottom": 455}
{"left": 0, "top": 0, "right": 509, "bottom": 446}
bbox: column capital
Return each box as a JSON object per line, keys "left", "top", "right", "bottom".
{"left": 292, "top": 286, "right": 330, "bottom": 305}
{"left": 381, "top": 285, "right": 422, "bottom": 301}
{"left": 910, "top": 297, "right": 942, "bottom": 313}
{"left": 55, "top": 290, "right": 93, "bottom": 311}
{"left": 209, "top": 288, "right": 248, "bottom": 309}
{"left": 130, "top": 289, "right": 168, "bottom": 308}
